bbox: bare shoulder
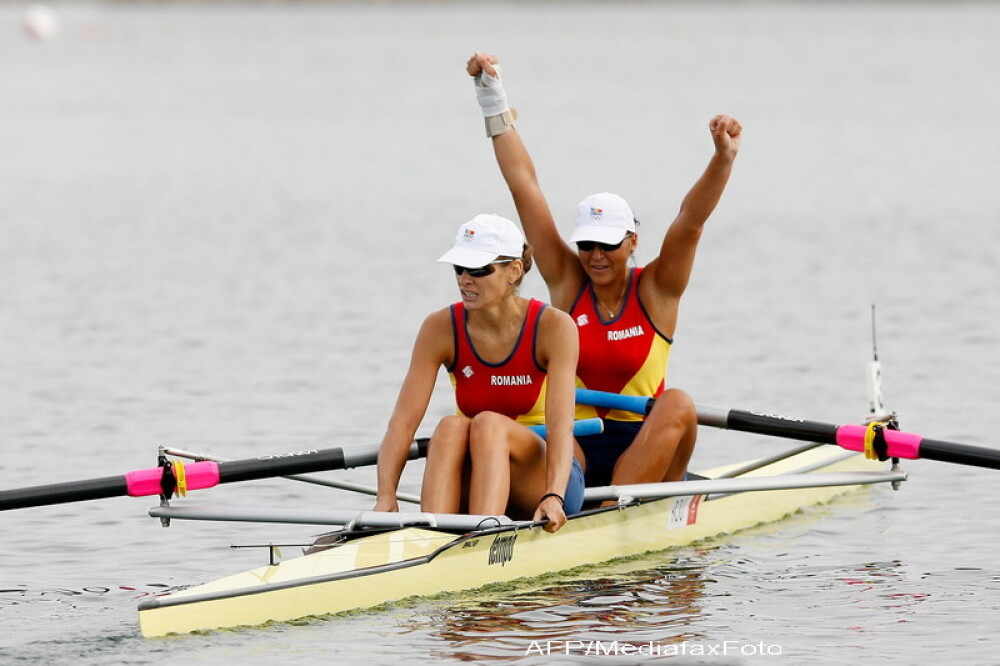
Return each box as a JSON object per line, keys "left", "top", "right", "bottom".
{"left": 420, "top": 305, "right": 454, "bottom": 330}
{"left": 413, "top": 306, "right": 456, "bottom": 358}
{"left": 535, "top": 304, "right": 578, "bottom": 371}
{"left": 537, "top": 304, "right": 578, "bottom": 341}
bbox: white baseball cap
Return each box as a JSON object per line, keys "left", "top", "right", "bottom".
{"left": 437, "top": 214, "right": 525, "bottom": 268}
{"left": 569, "top": 192, "right": 636, "bottom": 245}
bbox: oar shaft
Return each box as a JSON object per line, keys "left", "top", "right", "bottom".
{"left": 576, "top": 390, "right": 842, "bottom": 442}
{"left": 0, "top": 475, "right": 129, "bottom": 511}
{"left": 705, "top": 408, "right": 1000, "bottom": 468}
{"left": 1, "top": 418, "right": 607, "bottom": 513}
{"left": 913, "top": 438, "right": 1000, "bottom": 470}
{"left": 717, "top": 408, "right": 840, "bottom": 444}
{"left": 576, "top": 388, "right": 1000, "bottom": 471}
{"left": 215, "top": 449, "right": 347, "bottom": 484}
{"left": 0, "top": 439, "right": 433, "bottom": 512}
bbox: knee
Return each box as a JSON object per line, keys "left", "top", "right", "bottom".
{"left": 469, "top": 411, "right": 508, "bottom": 439}
{"left": 468, "top": 411, "right": 517, "bottom": 455}
{"left": 429, "top": 415, "right": 471, "bottom": 457}
{"left": 435, "top": 414, "right": 471, "bottom": 437}
{"left": 649, "top": 389, "right": 697, "bottom": 428}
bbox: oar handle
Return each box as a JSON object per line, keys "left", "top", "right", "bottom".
{"left": 575, "top": 389, "right": 654, "bottom": 416}
{"left": 529, "top": 417, "right": 604, "bottom": 438}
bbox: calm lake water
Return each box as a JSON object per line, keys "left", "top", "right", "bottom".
{"left": 2, "top": 2, "right": 998, "bottom": 664}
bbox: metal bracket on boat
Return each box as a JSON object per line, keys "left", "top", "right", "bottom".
{"left": 616, "top": 494, "right": 636, "bottom": 508}
{"left": 156, "top": 446, "right": 172, "bottom": 527}
{"left": 156, "top": 497, "right": 172, "bottom": 527}
{"left": 344, "top": 511, "right": 440, "bottom": 531}
{"left": 867, "top": 411, "right": 904, "bottom": 491}
{"left": 230, "top": 543, "right": 294, "bottom": 566}
{"left": 889, "top": 459, "right": 903, "bottom": 490}
{"left": 887, "top": 419, "right": 904, "bottom": 491}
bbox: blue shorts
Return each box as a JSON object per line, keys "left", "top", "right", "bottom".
{"left": 577, "top": 420, "right": 643, "bottom": 488}
{"left": 563, "top": 458, "right": 585, "bottom": 515}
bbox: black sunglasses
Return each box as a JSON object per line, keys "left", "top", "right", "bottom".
{"left": 453, "top": 260, "right": 512, "bottom": 278}
{"left": 576, "top": 231, "right": 635, "bottom": 253}
{"left": 575, "top": 239, "right": 625, "bottom": 252}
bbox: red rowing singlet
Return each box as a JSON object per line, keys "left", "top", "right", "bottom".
{"left": 569, "top": 267, "right": 672, "bottom": 422}
{"left": 448, "top": 299, "right": 548, "bottom": 426}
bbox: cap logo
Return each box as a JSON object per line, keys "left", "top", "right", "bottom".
{"left": 462, "top": 230, "right": 476, "bottom": 242}
{"left": 589, "top": 207, "right": 603, "bottom": 220}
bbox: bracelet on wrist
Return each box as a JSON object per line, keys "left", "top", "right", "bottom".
{"left": 539, "top": 492, "right": 564, "bottom": 506}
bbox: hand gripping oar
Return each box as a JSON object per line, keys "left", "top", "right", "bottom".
{"left": 575, "top": 388, "right": 1000, "bottom": 470}
{"left": 0, "top": 418, "right": 603, "bottom": 512}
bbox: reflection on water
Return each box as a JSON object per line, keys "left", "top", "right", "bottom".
{"left": 403, "top": 551, "right": 718, "bottom": 661}
{"left": 0, "top": 582, "right": 174, "bottom": 609}
{"left": 837, "top": 560, "right": 931, "bottom": 616}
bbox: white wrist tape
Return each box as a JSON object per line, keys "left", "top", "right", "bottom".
{"left": 474, "top": 68, "right": 510, "bottom": 118}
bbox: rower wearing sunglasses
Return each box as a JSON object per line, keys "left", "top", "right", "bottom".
{"left": 375, "top": 214, "right": 584, "bottom": 532}
{"left": 466, "top": 52, "right": 742, "bottom": 498}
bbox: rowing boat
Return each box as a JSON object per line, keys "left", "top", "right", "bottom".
{"left": 136, "top": 443, "right": 898, "bottom": 637}
{"left": 4, "top": 382, "right": 998, "bottom": 638}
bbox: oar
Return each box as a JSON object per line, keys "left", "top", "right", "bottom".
{"left": 0, "top": 440, "right": 427, "bottom": 512}
{"left": 162, "top": 446, "right": 423, "bottom": 505}
{"left": 161, "top": 415, "right": 605, "bottom": 506}
{"left": 0, "top": 418, "right": 604, "bottom": 512}
{"left": 575, "top": 388, "right": 1000, "bottom": 471}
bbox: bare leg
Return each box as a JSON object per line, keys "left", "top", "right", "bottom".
{"left": 607, "top": 388, "right": 698, "bottom": 491}
{"left": 466, "top": 411, "right": 549, "bottom": 518}
{"left": 421, "top": 415, "right": 471, "bottom": 513}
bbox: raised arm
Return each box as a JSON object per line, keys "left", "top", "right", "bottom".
{"left": 533, "top": 306, "right": 579, "bottom": 532}
{"left": 641, "top": 115, "right": 742, "bottom": 330}
{"left": 467, "top": 53, "right": 584, "bottom": 309}
{"left": 374, "top": 309, "right": 452, "bottom": 512}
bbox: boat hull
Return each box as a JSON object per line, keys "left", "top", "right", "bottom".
{"left": 138, "top": 448, "right": 884, "bottom": 636}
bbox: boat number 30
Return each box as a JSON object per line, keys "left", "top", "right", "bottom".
{"left": 488, "top": 533, "right": 518, "bottom": 566}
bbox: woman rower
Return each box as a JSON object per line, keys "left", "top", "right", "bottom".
{"left": 465, "top": 52, "right": 742, "bottom": 493}
{"left": 374, "top": 214, "right": 584, "bottom": 532}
